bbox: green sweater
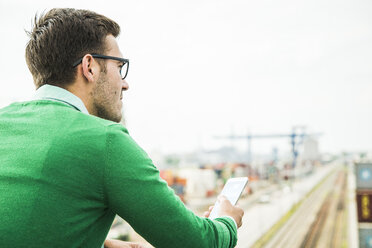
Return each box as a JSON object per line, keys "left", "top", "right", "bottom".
{"left": 0, "top": 100, "right": 237, "bottom": 248}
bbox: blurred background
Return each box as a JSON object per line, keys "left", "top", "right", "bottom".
{"left": 1, "top": 0, "right": 371, "bottom": 247}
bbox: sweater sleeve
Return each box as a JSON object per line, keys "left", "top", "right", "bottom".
{"left": 103, "top": 125, "right": 237, "bottom": 248}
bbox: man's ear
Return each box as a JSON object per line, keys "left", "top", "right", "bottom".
{"left": 81, "top": 54, "right": 99, "bottom": 82}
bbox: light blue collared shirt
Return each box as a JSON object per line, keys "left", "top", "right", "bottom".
{"left": 33, "top": 84, "right": 89, "bottom": 115}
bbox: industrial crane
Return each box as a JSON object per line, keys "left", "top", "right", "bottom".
{"left": 215, "top": 126, "right": 322, "bottom": 168}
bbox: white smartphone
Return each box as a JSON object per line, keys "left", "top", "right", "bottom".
{"left": 209, "top": 177, "right": 248, "bottom": 220}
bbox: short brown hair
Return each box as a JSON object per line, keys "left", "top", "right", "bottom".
{"left": 25, "top": 8, "right": 120, "bottom": 88}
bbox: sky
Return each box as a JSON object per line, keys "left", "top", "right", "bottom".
{"left": 0, "top": 0, "right": 371, "bottom": 156}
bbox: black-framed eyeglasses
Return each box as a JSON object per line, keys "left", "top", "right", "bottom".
{"left": 72, "top": 54, "right": 129, "bottom": 80}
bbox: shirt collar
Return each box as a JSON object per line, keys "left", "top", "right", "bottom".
{"left": 33, "top": 84, "right": 90, "bottom": 115}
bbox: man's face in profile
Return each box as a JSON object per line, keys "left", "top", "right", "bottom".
{"left": 92, "top": 35, "right": 129, "bottom": 123}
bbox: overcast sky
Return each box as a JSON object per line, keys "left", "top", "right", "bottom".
{"left": 0, "top": 0, "right": 371, "bottom": 156}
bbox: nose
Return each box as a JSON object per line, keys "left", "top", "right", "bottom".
{"left": 122, "top": 79, "right": 129, "bottom": 91}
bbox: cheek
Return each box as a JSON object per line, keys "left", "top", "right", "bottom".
{"left": 111, "top": 86, "right": 122, "bottom": 103}
{"left": 113, "top": 86, "right": 121, "bottom": 97}
{"left": 108, "top": 78, "right": 121, "bottom": 97}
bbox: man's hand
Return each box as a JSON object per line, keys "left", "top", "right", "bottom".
{"left": 218, "top": 195, "right": 244, "bottom": 227}
{"left": 104, "top": 239, "right": 148, "bottom": 248}
{"left": 204, "top": 195, "right": 244, "bottom": 228}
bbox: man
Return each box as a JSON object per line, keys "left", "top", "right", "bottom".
{"left": 0, "top": 8, "right": 244, "bottom": 248}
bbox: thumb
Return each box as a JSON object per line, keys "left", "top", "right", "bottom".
{"left": 218, "top": 195, "right": 231, "bottom": 205}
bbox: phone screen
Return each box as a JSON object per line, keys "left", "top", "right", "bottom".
{"left": 209, "top": 177, "right": 248, "bottom": 220}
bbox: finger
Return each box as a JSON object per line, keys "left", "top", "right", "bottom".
{"left": 218, "top": 195, "right": 228, "bottom": 202}
{"left": 203, "top": 211, "right": 210, "bottom": 217}
{"left": 131, "top": 243, "right": 147, "bottom": 248}
{"left": 209, "top": 206, "right": 214, "bottom": 211}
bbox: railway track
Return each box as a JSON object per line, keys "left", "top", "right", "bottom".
{"left": 255, "top": 167, "right": 348, "bottom": 248}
